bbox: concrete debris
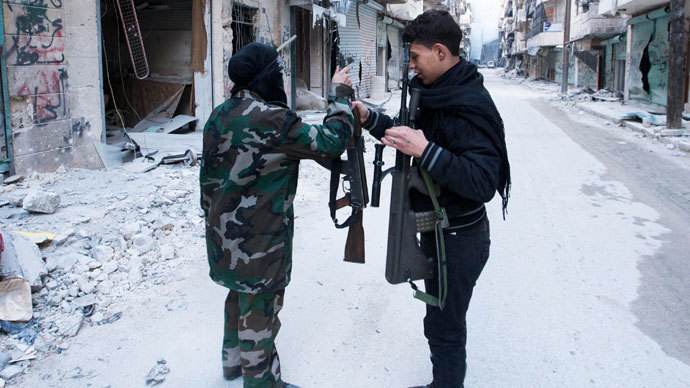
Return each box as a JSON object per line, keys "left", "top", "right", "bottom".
{"left": 0, "top": 233, "right": 46, "bottom": 292}
{"left": 0, "top": 351, "right": 11, "bottom": 371}
{"left": 0, "top": 364, "right": 23, "bottom": 380}
{"left": 22, "top": 190, "right": 61, "bottom": 214}
{"left": 132, "top": 234, "right": 156, "bottom": 254}
{"left": 0, "top": 157, "right": 207, "bottom": 381}
{"left": 160, "top": 245, "right": 175, "bottom": 260}
{"left": 73, "top": 295, "right": 97, "bottom": 308}
{"left": 1, "top": 175, "right": 23, "bottom": 185}
{"left": 58, "top": 314, "right": 84, "bottom": 337}
{"left": 660, "top": 129, "right": 685, "bottom": 137}
{"left": 12, "top": 231, "right": 55, "bottom": 245}
{"left": 145, "top": 359, "right": 170, "bottom": 386}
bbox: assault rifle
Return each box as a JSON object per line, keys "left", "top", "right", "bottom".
{"left": 371, "top": 42, "right": 435, "bottom": 285}
{"left": 322, "top": 54, "right": 368, "bottom": 264}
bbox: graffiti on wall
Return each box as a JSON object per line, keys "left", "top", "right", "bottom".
{"left": 11, "top": 68, "right": 69, "bottom": 124}
{"left": 4, "top": 1, "right": 64, "bottom": 66}
{"left": 5, "top": 1, "right": 67, "bottom": 125}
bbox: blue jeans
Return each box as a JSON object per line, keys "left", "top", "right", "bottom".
{"left": 421, "top": 215, "right": 490, "bottom": 388}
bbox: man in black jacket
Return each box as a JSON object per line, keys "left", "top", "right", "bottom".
{"left": 352, "top": 10, "right": 510, "bottom": 388}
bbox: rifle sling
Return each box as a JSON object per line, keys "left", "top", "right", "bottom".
{"left": 408, "top": 166, "right": 448, "bottom": 310}
{"left": 328, "top": 158, "right": 361, "bottom": 229}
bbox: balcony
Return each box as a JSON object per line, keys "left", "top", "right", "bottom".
{"left": 615, "top": 0, "right": 669, "bottom": 15}
{"left": 570, "top": 2, "right": 628, "bottom": 41}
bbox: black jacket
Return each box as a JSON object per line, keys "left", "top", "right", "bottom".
{"left": 363, "top": 60, "right": 510, "bottom": 222}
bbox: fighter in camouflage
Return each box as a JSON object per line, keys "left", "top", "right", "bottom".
{"left": 200, "top": 42, "right": 354, "bottom": 388}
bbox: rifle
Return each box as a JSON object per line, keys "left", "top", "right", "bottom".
{"left": 370, "top": 43, "right": 437, "bottom": 284}
{"left": 322, "top": 53, "right": 368, "bottom": 264}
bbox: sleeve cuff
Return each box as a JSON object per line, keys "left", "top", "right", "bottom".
{"left": 362, "top": 109, "right": 378, "bottom": 130}
{"left": 329, "top": 83, "right": 354, "bottom": 99}
{"left": 420, "top": 142, "right": 443, "bottom": 171}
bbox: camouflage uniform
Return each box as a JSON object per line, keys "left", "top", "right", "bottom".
{"left": 200, "top": 87, "right": 353, "bottom": 387}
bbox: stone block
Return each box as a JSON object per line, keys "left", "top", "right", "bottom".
{"left": 22, "top": 190, "right": 61, "bottom": 214}
{"left": 64, "top": 25, "right": 99, "bottom": 58}
{"left": 2, "top": 3, "right": 63, "bottom": 36}
{"left": 65, "top": 57, "right": 100, "bottom": 89}
{"left": 7, "top": 66, "right": 68, "bottom": 97}
{"left": 68, "top": 87, "right": 102, "bottom": 118}
{"left": 13, "top": 146, "right": 74, "bottom": 174}
{"left": 11, "top": 119, "right": 72, "bottom": 156}
{"left": 4, "top": 35, "right": 67, "bottom": 66}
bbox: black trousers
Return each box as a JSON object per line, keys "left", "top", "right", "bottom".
{"left": 421, "top": 215, "right": 490, "bottom": 388}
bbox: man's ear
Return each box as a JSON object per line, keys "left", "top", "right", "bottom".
{"left": 432, "top": 43, "right": 448, "bottom": 61}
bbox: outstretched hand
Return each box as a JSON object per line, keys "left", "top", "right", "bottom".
{"left": 332, "top": 66, "right": 352, "bottom": 87}
{"left": 350, "top": 101, "right": 370, "bottom": 123}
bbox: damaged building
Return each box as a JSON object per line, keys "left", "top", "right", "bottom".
{"left": 2, "top": 0, "right": 471, "bottom": 176}
{"left": 498, "top": 0, "right": 689, "bottom": 116}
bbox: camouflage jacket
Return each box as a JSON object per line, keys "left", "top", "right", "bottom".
{"left": 200, "top": 88, "right": 354, "bottom": 293}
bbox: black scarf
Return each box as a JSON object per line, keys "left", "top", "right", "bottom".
{"left": 410, "top": 60, "right": 511, "bottom": 215}
{"left": 228, "top": 43, "right": 287, "bottom": 105}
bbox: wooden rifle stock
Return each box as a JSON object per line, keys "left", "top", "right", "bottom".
{"left": 344, "top": 210, "right": 365, "bottom": 263}
{"left": 343, "top": 109, "right": 365, "bottom": 264}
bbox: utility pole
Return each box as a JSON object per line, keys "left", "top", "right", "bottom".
{"left": 667, "top": 0, "right": 688, "bottom": 129}
{"left": 561, "top": 0, "right": 572, "bottom": 94}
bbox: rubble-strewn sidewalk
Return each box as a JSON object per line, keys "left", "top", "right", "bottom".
{"left": 0, "top": 162, "right": 204, "bottom": 386}
{"left": 501, "top": 73, "right": 690, "bottom": 153}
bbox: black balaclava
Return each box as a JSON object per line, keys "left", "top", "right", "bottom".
{"left": 228, "top": 43, "right": 287, "bottom": 105}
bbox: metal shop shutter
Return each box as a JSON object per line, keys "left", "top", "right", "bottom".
{"left": 339, "top": 3, "right": 377, "bottom": 98}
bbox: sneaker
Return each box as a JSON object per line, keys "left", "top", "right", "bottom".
{"left": 408, "top": 384, "right": 433, "bottom": 388}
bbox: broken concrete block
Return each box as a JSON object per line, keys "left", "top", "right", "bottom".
{"left": 92, "top": 245, "right": 114, "bottom": 262}
{"left": 122, "top": 222, "right": 141, "bottom": 240}
{"left": 22, "top": 190, "right": 61, "bottom": 214}
{"left": 102, "top": 262, "right": 118, "bottom": 275}
{"left": 660, "top": 129, "right": 685, "bottom": 137}
{"left": 73, "top": 294, "right": 97, "bottom": 308}
{"left": 0, "top": 364, "right": 23, "bottom": 380}
{"left": 0, "top": 278, "right": 32, "bottom": 322}
{"left": 58, "top": 314, "right": 84, "bottom": 337}
{"left": 1, "top": 175, "right": 23, "bottom": 185}
{"left": 132, "top": 234, "right": 155, "bottom": 254}
{"left": 2, "top": 233, "right": 46, "bottom": 291}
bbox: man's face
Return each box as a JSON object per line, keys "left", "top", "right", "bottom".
{"left": 409, "top": 42, "right": 445, "bottom": 85}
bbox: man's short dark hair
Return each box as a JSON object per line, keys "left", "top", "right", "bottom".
{"left": 403, "top": 10, "right": 462, "bottom": 56}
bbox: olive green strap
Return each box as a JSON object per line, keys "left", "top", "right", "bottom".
{"left": 408, "top": 166, "right": 448, "bottom": 310}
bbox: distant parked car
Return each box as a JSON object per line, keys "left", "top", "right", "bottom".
{"left": 487, "top": 61, "right": 496, "bottom": 68}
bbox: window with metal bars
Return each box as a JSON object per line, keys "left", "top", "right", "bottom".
{"left": 232, "top": 5, "right": 256, "bottom": 55}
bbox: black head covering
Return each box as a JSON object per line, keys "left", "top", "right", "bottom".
{"left": 228, "top": 43, "right": 287, "bottom": 105}
{"left": 410, "top": 60, "right": 511, "bottom": 217}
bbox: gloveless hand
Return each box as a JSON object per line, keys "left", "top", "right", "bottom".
{"left": 332, "top": 66, "right": 352, "bottom": 87}
{"left": 350, "top": 101, "right": 370, "bottom": 123}
{"left": 382, "top": 126, "right": 429, "bottom": 158}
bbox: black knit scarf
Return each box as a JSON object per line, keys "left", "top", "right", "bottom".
{"left": 410, "top": 60, "right": 511, "bottom": 216}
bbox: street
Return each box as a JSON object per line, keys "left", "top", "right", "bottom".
{"left": 14, "top": 69, "right": 690, "bottom": 387}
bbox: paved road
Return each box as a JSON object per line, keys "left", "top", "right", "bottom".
{"left": 19, "top": 70, "right": 690, "bottom": 388}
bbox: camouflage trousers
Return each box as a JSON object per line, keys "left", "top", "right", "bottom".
{"left": 223, "top": 289, "right": 285, "bottom": 388}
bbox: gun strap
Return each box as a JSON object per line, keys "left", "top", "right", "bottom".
{"left": 408, "top": 167, "right": 448, "bottom": 310}
{"left": 328, "top": 158, "right": 361, "bottom": 229}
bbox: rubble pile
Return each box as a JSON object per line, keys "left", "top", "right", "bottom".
{"left": 0, "top": 162, "right": 204, "bottom": 385}
{"left": 562, "top": 88, "right": 623, "bottom": 103}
